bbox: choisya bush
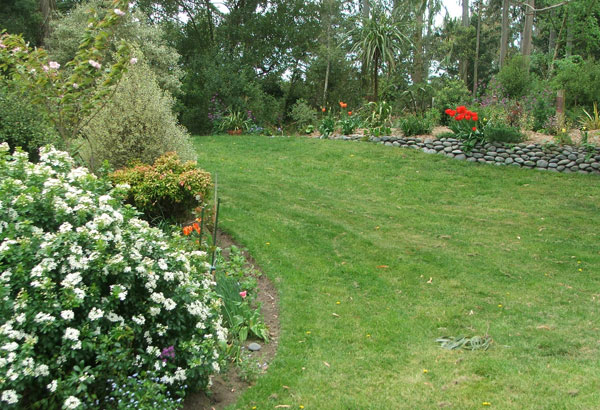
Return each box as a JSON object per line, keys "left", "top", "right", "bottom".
{"left": 110, "top": 152, "right": 212, "bottom": 223}
{"left": 0, "top": 144, "right": 226, "bottom": 408}
{"left": 81, "top": 61, "right": 195, "bottom": 172}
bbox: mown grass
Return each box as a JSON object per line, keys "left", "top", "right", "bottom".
{"left": 193, "top": 135, "right": 600, "bottom": 409}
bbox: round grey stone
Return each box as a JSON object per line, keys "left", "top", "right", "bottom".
{"left": 455, "top": 154, "right": 466, "bottom": 160}
{"left": 536, "top": 160, "right": 549, "bottom": 168}
{"left": 248, "top": 342, "right": 262, "bottom": 351}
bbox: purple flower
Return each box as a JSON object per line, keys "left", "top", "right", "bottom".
{"left": 160, "top": 345, "right": 175, "bottom": 362}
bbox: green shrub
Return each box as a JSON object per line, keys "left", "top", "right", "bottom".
{"left": 497, "top": 55, "right": 532, "bottom": 98}
{"left": 338, "top": 115, "right": 361, "bottom": 135}
{"left": 81, "top": 61, "right": 196, "bottom": 172}
{"left": 318, "top": 116, "right": 336, "bottom": 138}
{"left": 110, "top": 152, "right": 212, "bottom": 223}
{"left": 0, "top": 85, "right": 58, "bottom": 160}
{"left": 0, "top": 144, "right": 226, "bottom": 408}
{"left": 433, "top": 79, "right": 472, "bottom": 125}
{"left": 483, "top": 123, "right": 524, "bottom": 144}
{"left": 290, "top": 98, "right": 318, "bottom": 131}
{"left": 398, "top": 114, "right": 433, "bottom": 137}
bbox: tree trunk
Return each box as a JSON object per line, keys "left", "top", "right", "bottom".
{"left": 373, "top": 51, "right": 379, "bottom": 102}
{"left": 39, "top": 0, "right": 57, "bottom": 43}
{"left": 412, "top": 8, "right": 424, "bottom": 84}
{"left": 362, "top": 0, "right": 370, "bottom": 19}
{"left": 473, "top": 0, "right": 481, "bottom": 95}
{"left": 522, "top": 0, "right": 534, "bottom": 59}
{"left": 322, "top": 0, "right": 332, "bottom": 106}
{"left": 548, "top": 9, "right": 556, "bottom": 55}
{"left": 499, "top": 0, "right": 510, "bottom": 68}
{"left": 566, "top": 13, "right": 573, "bottom": 57}
{"left": 460, "top": 0, "right": 469, "bottom": 85}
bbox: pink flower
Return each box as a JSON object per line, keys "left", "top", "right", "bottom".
{"left": 42, "top": 65, "right": 49, "bottom": 72}
{"left": 239, "top": 291, "right": 247, "bottom": 299}
{"left": 88, "top": 60, "right": 102, "bottom": 70}
{"left": 49, "top": 61, "right": 60, "bottom": 70}
{"left": 114, "top": 8, "right": 125, "bottom": 16}
{"left": 72, "top": 83, "right": 79, "bottom": 89}
{"left": 130, "top": 57, "right": 138, "bottom": 65}
{"left": 0, "top": 42, "right": 6, "bottom": 49}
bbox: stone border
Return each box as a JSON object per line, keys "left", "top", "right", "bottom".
{"left": 332, "top": 134, "right": 600, "bottom": 175}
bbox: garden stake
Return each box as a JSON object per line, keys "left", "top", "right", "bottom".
{"left": 210, "top": 198, "right": 221, "bottom": 276}
{"left": 198, "top": 205, "right": 206, "bottom": 245}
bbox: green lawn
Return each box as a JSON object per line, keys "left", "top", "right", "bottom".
{"left": 193, "top": 135, "right": 600, "bottom": 409}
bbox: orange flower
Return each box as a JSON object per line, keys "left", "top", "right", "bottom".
{"left": 192, "top": 222, "right": 200, "bottom": 234}
{"left": 348, "top": 111, "right": 352, "bottom": 116}
{"left": 321, "top": 107, "right": 326, "bottom": 112}
{"left": 182, "top": 226, "right": 193, "bottom": 236}
{"left": 339, "top": 101, "right": 347, "bottom": 109}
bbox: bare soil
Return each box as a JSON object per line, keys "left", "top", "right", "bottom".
{"left": 184, "top": 231, "right": 280, "bottom": 410}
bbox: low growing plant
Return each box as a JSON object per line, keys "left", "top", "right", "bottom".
{"left": 110, "top": 151, "right": 212, "bottom": 223}
{"left": 364, "top": 101, "right": 393, "bottom": 137}
{"left": 483, "top": 123, "right": 524, "bottom": 144}
{"left": 398, "top": 114, "right": 433, "bottom": 137}
{"left": 580, "top": 102, "right": 600, "bottom": 130}
{"left": 318, "top": 116, "right": 336, "bottom": 139}
{"left": 445, "top": 105, "right": 484, "bottom": 150}
{"left": 338, "top": 114, "right": 361, "bottom": 135}
{"left": 0, "top": 144, "right": 226, "bottom": 408}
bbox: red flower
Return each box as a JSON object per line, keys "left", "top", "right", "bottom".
{"left": 465, "top": 114, "right": 472, "bottom": 120}
{"left": 322, "top": 107, "right": 326, "bottom": 112}
{"left": 472, "top": 114, "right": 479, "bottom": 121}
{"left": 182, "top": 226, "right": 193, "bottom": 236}
{"left": 348, "top": 111, "right": 352, "bottom": 116}
{"left": 456, "top": 105, "right": 467, "bottom": 114}
{"left": 445, "top": 108, "right": 456, "bottom": 117}
{"left": 192, "top": 222, "right": 200, "bottom": 234}
{"left": 472, "top": 127, "right": 477, "bottom": 131}
{"left": 455, "top": 114, "right": 465, "bottom": 121}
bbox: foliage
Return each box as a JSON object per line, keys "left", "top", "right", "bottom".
{"left": 433, "top": 79, "right": 472, "bottom": 125}
{"left": 217, "top": 108, "right": 252, "bottom": 133}
{"left": 46, "top": 0, "right": 183, "bottom": 96}
{"left": 318, "top": 116, "right": 336, "bottom": 139}
{"left": 552, "top": 57, "right": 600, "bottom": 108}
{"left": 482, "top": 123, "right": 524, "bottom": 144}
{"left": 0, "top": 144, "right": 226, "bottom": 408}
{"left": 338, "top": 114, "right": 361, "bottom": 136}
{"left": 496, "top": 55, "right": 533, "bottom": 98}
{"left": 290, "top": 98, "right": 318, "bottom": 131}
{"left": 553, "top": 129, "right": 573, "bottom": 145}
{"left": 398, "top": 114, "right": 434, "bottom": 137}
{"left": 110, "top": 152, "right": 212, "bottom": 224}
{"left": 580, "top": 102, "right": 600, "bottom": 130}
{"left": 0, "top": 0, "right": 45, "bottom": 46}
{"left": 81, "top": 60, "right": 196, "bottom": 172}
{"left": 0, "top": 85, "right": 59, "bottom": 161}
{"left": 364, "top": 100, "right": 393, "bottom": 137}
{"left": 215, "top": 246, "right": 268, "bottom": 348}
{"left": 0, "top": 1, "right": 132, "bottom": 147}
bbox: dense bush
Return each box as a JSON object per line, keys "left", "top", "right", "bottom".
{"left": 110, "top": 152, "right": 212, "bottom": 223}
{"left": 47, "top": 0, "right": 183, "bottom": 96}
{"left": 0, "top": 144, "right": 226, "bottom": 408}
{"left": 433, "top": 79, "right": 472, "bottom": 125}
{"left": 398, "top": 114, "right": 434, "bottom": 137}
{"left": 81, "top": 61, "right": 196, "bottom": 172}
{"left": 290, "top": 99, "right": 318, "bottom": 132}
{"left": 0, "top": 86, "right": 58, "bottom": 160}
{"left": 497, "top": 55, "right": 533, "bottom": 98}
{"left": 483, "top": 123, "right": 524, "bottom": 143}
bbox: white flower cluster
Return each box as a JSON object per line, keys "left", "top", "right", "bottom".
{"left": 0, "top": 145, "right": 225, "bottom": 407}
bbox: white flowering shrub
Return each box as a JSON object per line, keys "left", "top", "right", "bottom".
{"left": 0, "top": 144, "right": 227, "bottom": 408}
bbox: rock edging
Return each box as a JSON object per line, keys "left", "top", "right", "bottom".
{"left": 332, "top": 134, "right": 600, "bottom": 175}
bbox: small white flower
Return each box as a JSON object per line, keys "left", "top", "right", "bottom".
{"left": 163, "top": 298, "right": 176, "bottom": 311}
{"left": 72, "top": 83, "right": 79, "bottom": 89}
{"left": 61, "top": 310, "right": 74, "bottom": 321}
{"left": 64, "top": 396, "right": 81, "bottom": 409}
{"left": 88, "top": 307, "right": 104, "bottom": 321}
{"left": 47, "top": 380, "right": 57, "bottom": 392}
{"left": 130, "top": 57, "right": 138, "bottom": 65}
{"left": 1, "top": 389, "right": 18, "bottom": 405}
{"left": 1, "top": 342, "right": 18, "bottom": 352}
{"left": 63, "top": 327, "right": 80, "bottom": 341}
{"left": 88, "top": 59, "right": 101, "bottom": 70}
{"left": 132, "top": 315, "right": 145, "bottom": 325}
{"left": 34, "top": 312, "right": 55, "bottom": 323}
{"left": 49, "top": 61, "right": 60, "bottom": 70}
{"left": 114, "top": 8, "right": 125, "bottom": 16}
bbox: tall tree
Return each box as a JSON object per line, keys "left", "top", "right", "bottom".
{"left": 350, "top": 2, "right": 408, "bottom": 101}
{"left": 473, "top": 0, "right": 482, "bottom": 94}
{"left": 521, "top": 0, "right": 534, "bottom": 58}
{"left": 460, "top": 0, "right": 469, "bottom": 84}
{"left": 499, "top": 0, "right": 510, "bottom": 68}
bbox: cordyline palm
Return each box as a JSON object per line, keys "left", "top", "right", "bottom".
{"left": 350, "top": 3, "right": 409, "bottom": 101}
